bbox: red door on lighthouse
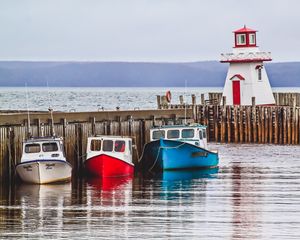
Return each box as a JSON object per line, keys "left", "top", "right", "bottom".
{"left": 232, "top": 81, "right": 240, "bottom": 105}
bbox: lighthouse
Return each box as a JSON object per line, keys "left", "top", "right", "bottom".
{"left": 220, "top": 26, "right": 275, "bottom": 105}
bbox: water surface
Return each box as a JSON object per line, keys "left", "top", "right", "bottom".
{"left": 1, "top": 143, "right": 299, "bottom": 239}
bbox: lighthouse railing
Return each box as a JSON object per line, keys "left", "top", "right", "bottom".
{"left": 220, "top": 52, "right": 272, "bottom": 62}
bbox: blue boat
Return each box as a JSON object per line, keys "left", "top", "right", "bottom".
{"left": 138, "top": 124, "right": 219, "bottom": 171}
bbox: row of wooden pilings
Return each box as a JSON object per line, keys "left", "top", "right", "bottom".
{"left": 0, "top": 111, "right": 192, "bottom": 180}
{"left": 161, "top": 93, "right": 300, "bottom": 145}
{"left": 196, "top": 105, "right": 300, "bottom": 144}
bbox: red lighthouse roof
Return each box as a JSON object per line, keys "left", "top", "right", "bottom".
{"left": 234, "top": 25, "right": 257, "bottom": 33}
{"left": 233, "top": 25, "right": 257, "bottom": 48}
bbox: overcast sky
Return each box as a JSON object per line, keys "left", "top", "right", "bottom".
{"left": 0, "top": 0, "right": 299, "bottom": 62}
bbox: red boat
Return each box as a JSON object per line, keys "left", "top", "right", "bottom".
{"left": 85, "top": 136, "right": 134, "bottom": 177}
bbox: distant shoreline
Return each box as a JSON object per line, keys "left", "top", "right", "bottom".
{"left": 0, "top": 61, "right": 300, "bottom": 87}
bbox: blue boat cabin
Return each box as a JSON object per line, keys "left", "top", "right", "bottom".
{"left": 150, "top": 125, "right": 208, "bottom": 150}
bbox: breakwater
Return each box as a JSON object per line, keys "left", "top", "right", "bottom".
{"left": 1, "top": 92, "right": 300, "bottom": 179}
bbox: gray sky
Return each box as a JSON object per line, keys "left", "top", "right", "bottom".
{"left": 0, "top": 0, "right": 299, "bottom": 62}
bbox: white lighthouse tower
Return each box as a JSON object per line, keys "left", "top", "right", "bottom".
{"left": 221, "top": 26, "right": 275, "bottom": 105}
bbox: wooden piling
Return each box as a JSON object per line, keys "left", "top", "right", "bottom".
{"left": 283, "top": 107, "right": 287, "bottom": 144}
{"left": 274, "top": 108, "right": 278, "bottom": 144}
{"left": 252, "top": 106, "right": 257, "bottom": 143}
{"left": 214, "top": 105, "right": 219, "bottom": 142}
{"left": 220, "top": 106, "right": 226, "bottom": 143}
{"left": 90, "top": 117, "right": 96, "bottom": 136}
{"left": 157, "top": 95, "right": 161, "bottom": 109}
{"left": 222, "top": 96, "right": 226, "bottom": 107}
{"left": 179, "top": 95, "right": 184, "bottom": 105}
{"left": 268, "top": 108, "right": 273, "bottom": 143}
{"left": 200, "top": 94, "right": 205, "bottom": 105}
{"left": 238, "top": 106, "right": 244, "bottom": 143}
{"left": 227, "top": 106, "right": 231, "bottom": 143}
{"left": 234, "top": 106, "right": 238, "bottom": 143}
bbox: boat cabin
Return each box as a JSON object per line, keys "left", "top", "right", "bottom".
{"left": 86, "top": 136, "right": 133, "bottom": 164}
{"left": 21, "top": 137, "right": 66, "bottom": 162}
{"left": 150, "top": 124, "right": 208, "bottom": 149}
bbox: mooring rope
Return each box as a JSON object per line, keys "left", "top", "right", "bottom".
{"left": 148, "top": 141, "right": 186, "bottom": 172}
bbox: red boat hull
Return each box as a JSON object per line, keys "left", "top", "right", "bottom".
{"left": 85, "top": 154, "right": 134, "bottom": 177}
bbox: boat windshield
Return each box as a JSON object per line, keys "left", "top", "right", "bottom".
{"left": 128, "top": 140, "right": 132, "bottom": 154}
{"left": 203, "top": 129, "right": 207, "bottom": 139}
{"left": 182, "top": 129, "right": 194, "bottom": 138}
{"left": 199, "top": 130, "right": 203, "bottom": 140}
{"left": 25, "top": 144, "right": 40, "bottom": 153}
{"left": 115, "top": 140, "right": 126, "bottom": 152}
{"left": 103, "top": 140, "right": 113, "bottom": 152}
{"left": 152, "top": 130, "right": 165, "bottom": 140}
{"left": 167, "top": 130, "right": 180, "bottom": 139}
{"left": 91, "top": 140, "right": 102, "bottom": 151}
{"left": 90, "top": 139, "right": 127, "bottom": 153}
{"left": 42, "top": 142, "right": 58, "bottom": 152}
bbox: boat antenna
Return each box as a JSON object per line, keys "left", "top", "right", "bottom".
{"left": 184, "top": 79, "right": 187, "bottom": 125}
{"left": 47, "top": 81, "right": 55, "bottom": 137}
{"left": 25, "top": 83, "right": 31, "bottom": 139}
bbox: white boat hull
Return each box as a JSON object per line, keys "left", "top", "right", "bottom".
{"left": 16, "top": 160, "right": 72, "bottom": 184}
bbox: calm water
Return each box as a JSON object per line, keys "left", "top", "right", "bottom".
{"left": 0, "top": 87, "right": 223, "bottom": 112}
{"left": 0, "top": 143, "right": 299, "bottom": 239}
{"left": 1, "top": 87, "right": 300, "bottom": 112}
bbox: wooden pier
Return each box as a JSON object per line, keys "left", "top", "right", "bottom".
{"left": 0, "top": 109, "right": 194, "bottom": 179}
{"left": 1, "top": 92, "right": 300, "bottom": 180}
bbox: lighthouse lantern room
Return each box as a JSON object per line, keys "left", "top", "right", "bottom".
{"left": 221, "top": 26, "right": 275, "bottom": 105}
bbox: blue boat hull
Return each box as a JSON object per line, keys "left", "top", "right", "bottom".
{"left": 138, "top": 139, "right": 219, "bottom": 171}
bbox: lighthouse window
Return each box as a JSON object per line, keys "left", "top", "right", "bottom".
{"left": 258, "top": 68, "right": 262, "bottom": 81}
{"left": 249, "top": 33, "right": 256, "bottom": 44}
{"left": 236, "top": 34, "right": 246, "bottom": 45}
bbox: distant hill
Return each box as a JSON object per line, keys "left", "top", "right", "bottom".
{"left": 0, "top": 61, "right": 299, "bottom": 87}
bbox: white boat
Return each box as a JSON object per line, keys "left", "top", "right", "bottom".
{"left": 16, "top": 137, "right": 72, "bottom": 184}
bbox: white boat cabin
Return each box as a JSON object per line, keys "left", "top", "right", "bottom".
{"left": 86, "top": 136, "right": 133, "bottom": 164}
{"left": 21, "top": 137, "right": 66, "bottom": 163}
{"left": 150, "top": 125, "right": 208, "bottom": 149}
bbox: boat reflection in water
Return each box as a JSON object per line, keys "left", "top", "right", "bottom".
{"left": 17, "top": 182, "right": 72, "bottom": 202}
{"left": 86, "top": 175, "right": 133, "bottom": 206}
{"left": 160, "top": 167, "right": 219, "bottom": 181}
{"left": 15, "top": 183, "right": 72, "bottom": 237}
{"left": 156, "top": 167, "right": 219, "bottom": 200}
